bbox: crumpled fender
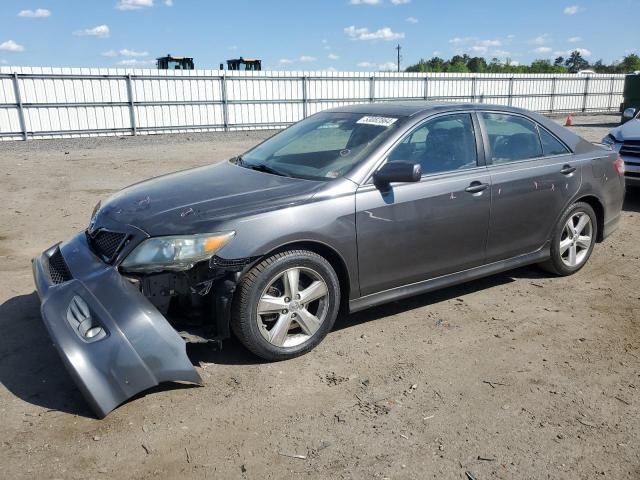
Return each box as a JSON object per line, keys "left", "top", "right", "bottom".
{"left": 32, "top": 233, "right": 202, "bottom": 418}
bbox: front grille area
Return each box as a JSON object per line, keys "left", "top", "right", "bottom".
{"left": 620, "top": 140, "right": 640, "bottom": 158}
{"left": 48, "top": 248, "right": 72, "bottom": 284}
{"left": 88, "top": 229, "right": 127, "bottom": 262}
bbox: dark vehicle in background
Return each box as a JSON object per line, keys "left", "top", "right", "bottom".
{"left": 156, "top": 54, "right": 194, "bottom": 70}
{"left": 621, "top": 73, "right": 640, "bottom": 124}
{"left": 32, "top": 102, "right": 625, "bottom": 417}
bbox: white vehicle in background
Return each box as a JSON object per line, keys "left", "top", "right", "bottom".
{"left": 603, "top": 107, "right": 640, "bottom": 187}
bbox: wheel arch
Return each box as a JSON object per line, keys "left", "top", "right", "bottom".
{"left": 574, "top": 194, "right": 605, "bottom": 242}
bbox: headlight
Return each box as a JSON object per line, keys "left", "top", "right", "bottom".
{"left": 121, "top": 231, "right": 235, "bottom": 273}
{"left": 602, "top": 134, "right": 617, "bottom": 145}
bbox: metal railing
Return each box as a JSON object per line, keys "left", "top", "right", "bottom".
{"left": 0, "top": 69, "right": 625, "bottom": 141}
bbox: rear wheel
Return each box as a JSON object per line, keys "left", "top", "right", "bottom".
{"left": 539, "top": 202, "right": 597, "bottom": 276}
{"left": 231, "top": 250, "right": 340, "bottom": 360}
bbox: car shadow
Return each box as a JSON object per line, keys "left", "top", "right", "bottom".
{"left": 624, "top": 187, "right": 640, "bottom": 213}
{"left": 0, "top": 262, "right": 587, "bottom": 417}
{"left": 0, "top": 292, "right": 94, "bottom": 418}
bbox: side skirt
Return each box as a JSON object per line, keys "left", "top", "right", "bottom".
{"left": 349, "top": 246, "right": 550, "bottom": 313}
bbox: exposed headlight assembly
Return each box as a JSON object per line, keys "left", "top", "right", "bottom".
{"left": 121, "top": 232, "right": 235, "bottom": 273}
{"left": 602, "top": 134, "right": 617, "bottom": 146}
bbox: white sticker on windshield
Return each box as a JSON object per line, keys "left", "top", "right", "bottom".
{"left": 356, "top": 116, "right": 398, "bottom": 127}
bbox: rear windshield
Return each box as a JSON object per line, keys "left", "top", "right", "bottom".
{"left": 238, "top": 112, "right": 403, "bottom": 180}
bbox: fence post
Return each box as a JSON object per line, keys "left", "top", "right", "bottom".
{"left": 507, "top": 77, "right": 514, "bottom": 107}
{"left": 550, "top": 77, "right": 557, "bottom": 114}
{"left": 423, "top": 76, "right": 429, "bottom": 100}
{"left": 301, "top": 75, "right": 308, "bottom": 118}
{"left": 471, "top": 76, "right": 477, "bottom": 103}
{"left": 369, "top": 76, "right": 375, "bottom": 103}
{"left": 12, "top": 73, "right": 27, "bottom": 141}
{"left": 125, "top": 74, "right": 137, "bottom": 136}
{"left": 607, "top": 77, "right": 615, "bottom": 112}
{"left": 582, "top": 76, "right": 590, "bottom": 113}
{"left": 220, "top": 73, "right": 229, "bottom": 131}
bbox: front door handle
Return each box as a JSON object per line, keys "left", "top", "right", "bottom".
{"left": 465, "top": 181, "right": 490, "bottom": 194}
{"left": 560, "top": 164, "right": 577, "bottom": 175}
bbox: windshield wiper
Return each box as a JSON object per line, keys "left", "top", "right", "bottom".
{"left": 235, "top": 156, "right": 290, "bottom": 177}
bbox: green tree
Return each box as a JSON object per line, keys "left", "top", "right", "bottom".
{"left": 467, "top": 57, "right": 487, "bottom": 73}
{"left": 564, "top": 50, "right": 590, "bottom": 73}
{"left": 617, "top": 54, "right": 640, "bottom": 73}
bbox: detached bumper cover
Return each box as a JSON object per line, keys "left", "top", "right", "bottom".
{"left": 32, "top": 233, "right": 202, "bottom": 418}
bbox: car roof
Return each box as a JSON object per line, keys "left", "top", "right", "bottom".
{"left": 325, "top": 101, "right": 532, "bottom": 118}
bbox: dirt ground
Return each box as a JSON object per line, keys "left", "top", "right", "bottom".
{"left": 1, "top": 114, "right": 639, "bottom": 480}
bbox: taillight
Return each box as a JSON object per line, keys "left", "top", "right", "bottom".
{"left": 614, "top": 156, "right": 625, "bottom": 176}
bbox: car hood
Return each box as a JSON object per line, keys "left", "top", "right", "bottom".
{"left": 96, "top": 160, "right": 325, "bottom": 236}
{"left": 610, "top": 119, "right": 640, "bottom": 142}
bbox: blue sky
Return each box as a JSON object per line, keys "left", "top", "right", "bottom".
{"left": 0, "top": 0, "right": 638, "bottom": 70}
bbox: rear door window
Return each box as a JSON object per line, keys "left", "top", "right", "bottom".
{"left": 481, "top": 112, "right": 543, "bottom": 164}
{"left": 539, "top": 127, "right": 570, "bottom": 156}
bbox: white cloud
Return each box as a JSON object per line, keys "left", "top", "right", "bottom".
{"left": 568, "top": 36, "right": 582, "bottom": 43}
{"left": 299, "top": 55, "right": 317, "bottom": 62}
{"left": 119, "top": 48, "right": 149, "bottom": 57}
{"left": 470, "top": 46, "right": 488, "bottom": 54}
{"left": 116, "top": 0, "right": 154, "bottom": 11}
{"left": 279, "top": 58, "right": 293, "bottom": 64}
{"left": 449, "top": 36, "right": 472, "bottom": 45}
{"left": 17, "top": 8, "right": 51, "bottom": 18}
{"left": 531, "top": 34, "right": 550, "bottom": 45}
{"left": 74, "top": 25, "right": 111, "bottom": 38}
{"left": 480, "top": 39, "right": 501, "bottom": 47}
{"left": 0, "top": 40, "right": 25, "bottom": 52}
{"left": 406, "top": 16, "right": 418, "bottom": 23}
{"left": 328, "top": 53, "right": 339, "bottom": 60}
{"left": 534, "top": 46, "right": 552, "bottom": 54}
{"left": 378, "top": 62, "right": 397, "bottom": 71}
{"left": 563, "top": 5, "right": 582, "bottom": 15}
{"left": 165, "top": 0, "right": 173, "bottom": 5}
{"left": 356, "top": 61, "right": 397, "bottom": 70}
{"left": 349, "top": 0, "right": 382, "bottom": 4}
{"left": 344, "top": 25, "right": 404, "bottom": 41}
{"left": 492, "top": 50, "right": 511, "bottom": 58}
{"left": 102, "top": 50, "right": 118, "bottom": 57}
{"left": 390, "top": 0, "right": 411, "bottom": 4}
{"left": 554, "top": 48, "right": 591, "bottom": 57}
{"left": 432, "top": 50, "right": 441, "bottom": 56}
{"left": 118, "top": 59, "right": 155, "bottom": 67}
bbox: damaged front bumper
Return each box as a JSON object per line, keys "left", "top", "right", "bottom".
{"left": 32, "top": 233, "right": 202, "bottom": 418}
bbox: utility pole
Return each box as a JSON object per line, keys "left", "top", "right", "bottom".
{"left": 395, "top": 44, "right": 402, "bottom": 72}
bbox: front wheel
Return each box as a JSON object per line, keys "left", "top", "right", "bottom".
{"left": 231, "top": 250, "right": 341, "bottom": 361}
{"left": 539, "top": 201, "right": 597, "bottom": 276}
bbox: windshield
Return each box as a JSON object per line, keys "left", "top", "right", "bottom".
{"left": 237, "top": 112, "right": 403, "bottom": 180}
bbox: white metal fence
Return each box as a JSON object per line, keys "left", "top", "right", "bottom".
{"left": 0, "top": 66, "right": 626, "bottom": 141}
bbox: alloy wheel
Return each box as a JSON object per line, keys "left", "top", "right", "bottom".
{"left": 559, "top": 211, "right": 593, "bottom": 268}
{"left": 256, "top": 267, "right": 330, "bottom": 348}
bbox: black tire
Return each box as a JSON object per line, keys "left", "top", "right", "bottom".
{"left": 231, "top": 249, "right": 341, "bottom": 361}
{"left": 539, "top": 201, "right": 598, "bottom": 276}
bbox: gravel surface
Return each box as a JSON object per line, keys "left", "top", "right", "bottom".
{"left": 1, "top": 113, "right": 639, "bottom": 479}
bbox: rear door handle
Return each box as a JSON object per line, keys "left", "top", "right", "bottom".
{"left": 465, "top": 181, "right": 489, "bottom": 194}
{"left": 560, "top": 164, "right": 576, "bottom": 175}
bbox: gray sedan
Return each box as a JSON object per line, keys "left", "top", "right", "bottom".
{"left": 32, "top": 102, "right": 625, "bottom": 417}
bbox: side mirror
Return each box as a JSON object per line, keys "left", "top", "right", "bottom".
{"left": 373, "top": 161, "right": 422, "bottom": 187}
{"left": 623, "top": 107, "right": 637, "bottom": 120}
